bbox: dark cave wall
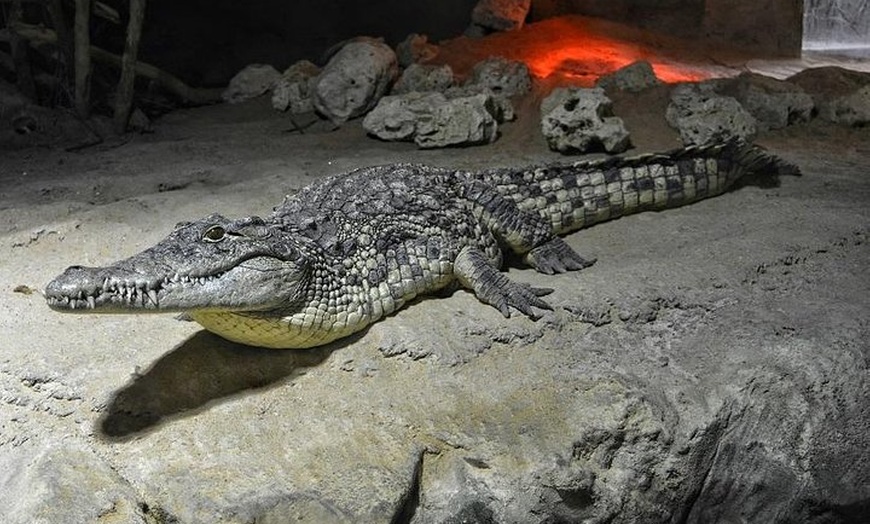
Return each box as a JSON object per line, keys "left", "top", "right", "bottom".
{"left": 124, "top": 0, "right": 804, "bottom": 88}
{"left": 138, "top": 0, "right": 479, "bottom": 86}
{"left": 531, "top": 0, "right": 707, "bottom": 35}
{"left": 531, "top": 0, "right": 804, "bottom": 56}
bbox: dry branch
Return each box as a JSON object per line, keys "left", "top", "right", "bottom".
{"left": 5, "top": 21, "right": 224, "bottom": 105}
{"left": 7, "top": 0, "right": 37, "bottom": 100}
{"left": 113, "top": 0, "right": 146, "bottom": 132}
{"left": 74, "top": 0, "right": 91, "bottom": 117}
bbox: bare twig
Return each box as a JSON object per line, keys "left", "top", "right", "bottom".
{"left": 8, "top": 21, "right": 224, "bottom": 105}
{"left": 8, "top": 0, "right": 38, "bottom": 100}
{"left": 73, "top": 0, "right": 91, "bottom": 117}
{"left": 113, "top": 0, "right": 147, "bottom": 133}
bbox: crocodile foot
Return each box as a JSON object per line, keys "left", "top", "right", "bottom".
{"left": 454, "top": 246, "right": 553, "bottom": 319}
{"left": 525, "top": 237, "right": 596, "bottom": 275}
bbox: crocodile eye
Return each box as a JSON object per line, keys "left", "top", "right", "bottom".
{"left": 202, "top": 225, "right": 226, "bottom": 242}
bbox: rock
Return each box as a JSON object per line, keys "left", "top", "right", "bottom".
{"left": 540, "top": 87, "right": 631, "bottom": 154}
{"left": 271, "top": 60, "right": 320, "bottom": 114}
{"left": 596, "top": 60, "right": 661, "bottom": 92}
{"left": 313, "top": 40, "right": 398, "bottom": 123}
{"left": 466, "top": 56, "right": 532, "bottom": 98}
{"left": 1, "top": 441, "right": 144, "bottom": 523}
{"left": 222, "top": 64, "right": 280, "bottom": 104}
{"left": 395, "top": 33, "right": 439, "bottom": 68}
{"left": 787, "top": 66, "right": 870, "bottom": 126}
{"left": 714, "top": 73, "right": 813, "bottom": 131}
{"left": 445, "top": 84, "right": 515, "bottom": 122}
{"left": 666, "top": 82, "right": 757, "bottom": 145}
{"left": 362, "top": 91, "right": 439, "bottom": 142}
{"left": 471, "top": 0, "right": 531, "bottom": 31}
{"left": 4, "top": 136, "right": 870, "bottom": 522}
{"left": 788, "top": 66, "right": 870, "bottom": 101}
{"left": 127, "top": 108, "right": 153, "bottom": 133}
{"left": 362, "top": 91, "right": 498, "bottom": 148}
{"left": 392, "top": 64, "right": 454, "bottom": 95}
{"left": 417, "top": 94, "right": 498, "bottom": 148}
{"left": 820, "top": 85, "right": 870, "bottom": 126}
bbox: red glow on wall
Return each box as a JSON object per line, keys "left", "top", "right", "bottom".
{"left": 436, "top": 16, "right": 717, "bottom": 86}
{"left": 521, "top": 39, "right": 710, "bottom": 84}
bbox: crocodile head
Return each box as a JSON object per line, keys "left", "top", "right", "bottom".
{"left": 45, "top": 214, "right": 310, "bottom": 314}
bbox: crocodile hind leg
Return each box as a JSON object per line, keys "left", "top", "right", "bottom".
{"left": 524, "top": 237, "right": 596, "bottom": 275}
{"left": 454, "top": 246, "right": 553, "bottom": 318}
{"left": 461, "top": 180, "right": 596, "bottom": 275}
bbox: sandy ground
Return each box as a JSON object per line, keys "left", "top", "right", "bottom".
{"left": 0, "top": 32, "right": 868, "bottom": 520}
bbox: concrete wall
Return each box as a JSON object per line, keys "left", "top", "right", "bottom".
{"left": 804, "top": 0, "right": 870, "bottom": 48}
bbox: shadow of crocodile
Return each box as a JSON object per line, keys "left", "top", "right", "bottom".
{"left": 96, "top": 329, "right": 358, "bottom": 440}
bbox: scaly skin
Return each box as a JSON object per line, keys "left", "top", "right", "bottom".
{"left": 45, "top": 140, "right": 797, "bottom": 348}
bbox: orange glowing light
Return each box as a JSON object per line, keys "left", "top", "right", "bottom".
{"left": 434, "top": 16, "right": 716, "bottom": 86}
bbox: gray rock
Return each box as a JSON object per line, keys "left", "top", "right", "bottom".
{"left": 392, "top": 64, "right": 454, "bottom": 95}
{"left": 1, "top": 441, "right": 144, "bottom": 524}
{"left": 313, "top": 40, "right": 398, "bottom": 123}
{"left": 363, "top": 91, "right": 442, "bottom": 142}
{"left": 445, "top": 84, "right": 515, "bottom": 122}
{"left": 596, "top": 60, "right": 661, "bottom": 92}
{"left": 363, "top": 91, "right": 498, "bottom": 148}
{"left": 666, "top": 82, "right": 757, "bottom": 145}
{"left": 715, "top": 73, "right": 814, "bottom": 130}
{"left": 540, "top": 87, "right": 631, "bottom": 154}
{"left": 820, "top": 84, "right": 870, "bottom": 126}
{"left": 467, "top": 56, "right": 532, "bottom": 98}
{"left": 4, "top": 115, "right": 869, "bottom": 523}
{"left": 271, "top": 60, "right": 320, "bottom": 114}
{"left": 395, "top": 33, "right": 440, "bottom": 68}
{"left": 471, "top": 0, "right": 531, "bottom": 31}
{"left": 222, "top": 64, "right": 281, "bottom": 104}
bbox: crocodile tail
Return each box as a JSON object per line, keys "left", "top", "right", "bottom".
{"left": 725, "top": 138, "right": 801, "bottom": 184}
{"left": 481, "top": 139, "right": 799, "bottom": 236}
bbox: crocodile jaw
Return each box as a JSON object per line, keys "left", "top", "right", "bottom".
{"left": 45, "top": 256, "right": 307, "bottom": 314}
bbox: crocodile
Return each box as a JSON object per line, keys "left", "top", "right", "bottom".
{"left": 45, "top": 140, "right": 797, "bottom": 348}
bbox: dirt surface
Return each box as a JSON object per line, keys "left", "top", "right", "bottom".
{"left": 1, "top": 56, "right": 869, "bottom": 522}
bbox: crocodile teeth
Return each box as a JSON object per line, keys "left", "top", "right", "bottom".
{"left": 87, "top": 295, "right": 96, "bottom": 309}
{"left": 147, "top": 289, "right": 159, "bottom": 307}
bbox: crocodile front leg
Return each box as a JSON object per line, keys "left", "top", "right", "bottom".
{"left": 453, "top": 246, "right": 553, "bottom": 319}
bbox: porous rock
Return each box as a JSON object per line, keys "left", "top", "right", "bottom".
{"left": 395, "top": 33, "right": 439, "bottom": 68}
{"left": 363, "top": 90, "right": 498, "bottom": 148}
{"left": 271, "top": 60, "right": 320, "bottom": 114}
{"left": 540, "top": 87, "right": 631, "bottom": 154}
{"left": 392, "top": 64, "right": 454, "bottom": 95}
{"left": 666, "top": 82, "right": 757, "bottom": 145}
{"left": 471, "top": 0, "right": 532, "bottom": 31}
{"left": 820, "top": 84, "right": 870, "bottom": 126}
{"left": 596, "top": 60, "right": 661, "bottom": 92}
{"left": 446, "top": 84, "right": 515, "bottom": 121}
{"left": 466, "top": 56, "right": 532, "bottom": 97}
{"left": 416, "top": 94, "right": 498, "bottom": 148}
{"left": 313, "top": 39, "right": 398, "bottom": 123}
{"left": 222, "top": 64, "right": 281, "bottom": 104}
{"left": 713, "top": 73, "right": 814, "bottom": 130}
{"left": 788, "top": 66, "right": 870, "bottom": 126}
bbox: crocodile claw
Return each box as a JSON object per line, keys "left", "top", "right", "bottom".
{"left": 525, "top": 237, "right": 596, "bottom": 275}
{"left": 454, "top": 246, "right": 554, "bottom": 319}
